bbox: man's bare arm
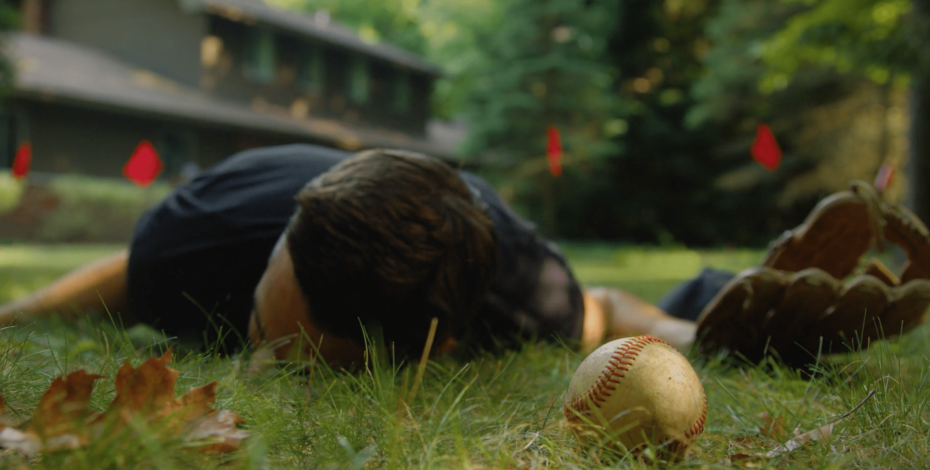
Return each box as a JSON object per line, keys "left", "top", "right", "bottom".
{"left": 0, "top": 249, "right": 132, "bottom": 325}
{"left": 582, "top": 287, "right": 697, "bottom": 352}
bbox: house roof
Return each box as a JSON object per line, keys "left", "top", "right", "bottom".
{"left": 179, "top": 0, "right": 444, "bottom": 77}
{"left": 8, "top": 33, "right": 462, "bottom": 159}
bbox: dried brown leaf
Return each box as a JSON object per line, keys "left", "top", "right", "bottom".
{"left": 729, "top": 452, "right": 758, "bottom": 464}
{"left": 0, "top": 349, "right": 249, "bottom": 455}
{"left": 0, "top": 427, "right": 41, "bottom": 455}
{"left": 104, "top": 349, "right": 249, "bottom": 450}
{"left": 764, "top": 421, "right": 837, "bottom": 458}
{"left": 729, "top": 434, "right": 765, "bottom": 465}
{"left": 29, "top": 370, "right": 103, "bottom": 439}
{"left": 0, "top": 394, "right": 8, "bottom": 430}
{"left": 109, "top": 350, "right": 178, "bottom": 417}
{"left": 0, "top": 370, "right": 102, "bottom": 455}
{"left": 186, "top": 410, "right": 251, "bottom": 453}
{"left": 0, "top": 394, "right": 32, "bottom": 453}
{"left": 758, "top": 412, "right": 787, "bottom": 440}
{"left": 732, "top": 435, "right": 765, "bottom": 447}
{"left": 165, "top": 382, "right": 217, "bottom": 426}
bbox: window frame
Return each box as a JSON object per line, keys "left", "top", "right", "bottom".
{"left": 392, "top": 68, "right": 411, "bottom": 114}
{"left": 298, "top": 43, "right": 325, "bottom": 93}
{"left": 348, "top": 56, "right": 370, "bottom": 105}
{"left": 243, "top": 28, "right": 277, "bottom": 84}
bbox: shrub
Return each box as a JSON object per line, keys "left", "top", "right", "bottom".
{"left": 0, "top": 171, "right": 23, "bottom": 215}
{"left": 36, "top": 175, "right": 171, "bottom": 243}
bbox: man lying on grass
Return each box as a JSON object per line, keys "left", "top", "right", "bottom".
{"left": 0, "top": 145, "right": 927, "bottom": 368}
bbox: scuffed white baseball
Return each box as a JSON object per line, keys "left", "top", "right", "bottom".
{"left": 563, "top": 335, "right": 706, "bottom": 456}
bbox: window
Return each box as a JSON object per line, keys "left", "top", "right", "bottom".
{"left": 244, "top": 29, "right": 276, "bottom": 83}
{"left": 299, "top": 45, "right": 325, "bottom": 93}
{"left": 348, "top": 56, "right": 369, "bottom": 104}
{"left": 393, "top": 69, "right": 411, "bottom": 113}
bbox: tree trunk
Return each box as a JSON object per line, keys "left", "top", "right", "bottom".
{"left": 907, "top": 0, "right": 930, "bottom": 221}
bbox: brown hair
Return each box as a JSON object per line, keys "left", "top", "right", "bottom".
{"left": 286, "top": 149, "right": 497, "bottom": 354}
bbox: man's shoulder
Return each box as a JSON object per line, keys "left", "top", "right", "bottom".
{"left": 457, "top": 171, "right": 538, "bottom": 237}
{"left": 215, "top": 144, "right": 350, "bottom": 172}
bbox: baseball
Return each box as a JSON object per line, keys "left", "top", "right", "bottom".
{"left": 563, "top": 335, "right": 706, "bottom": 457}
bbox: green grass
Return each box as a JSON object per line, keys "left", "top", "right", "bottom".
{"left": 558, "top": 243, "right": 765, "bottom": 302}
{"left": 0, "top": 244, "right": 122, "bottom": 304}
{"left": 1, "top": 243, "right": 929, "bottom": 468}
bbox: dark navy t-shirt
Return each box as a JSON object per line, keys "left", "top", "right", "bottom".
{"left": 127, "top": 144, "right": 584, "bottom": 348}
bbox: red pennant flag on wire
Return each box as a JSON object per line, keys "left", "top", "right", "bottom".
{"left": 546, "top": 125, "right": 563, "bottom": 177}
{"left": 11, "top": 142, "right": 32, "bottom": 180}
{"left": 751, "top": 123, "right": 782, "bottom": 171}
{"left": 874, "top": 162, "right": 895, "bottom": 193}
{"left": 123, "top": 141, "right": 163, "bottom": 187}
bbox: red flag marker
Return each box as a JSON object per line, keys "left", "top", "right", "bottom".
{"left": 546, "top": 125, "right": 562, "bottom": 177}
{"left": 874, "top": 162, "right": 895, "bottom": 193}
{"left": 123, "top": 141, "right": 163, "bottom": 187}
{"left": 751, "top": 124, "right": 782, "bottom": 171}
{"left": 11, "top": 142, "right": 32, "bottom": 180}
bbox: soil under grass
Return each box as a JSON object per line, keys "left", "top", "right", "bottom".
{"left": 0, "top": 243, "right": 928, "bottom": 469}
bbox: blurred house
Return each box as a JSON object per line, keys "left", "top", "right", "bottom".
{"left": 0, "top": 0, "right": 464, "bottom": 179}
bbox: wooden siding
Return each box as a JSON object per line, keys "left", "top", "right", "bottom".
{"left": 49, "top": 0, "right": 206, "bottom": 87}
{"left": 203, "top": 16, "right": 430, "bottom": 137}
{"left": 11, "top": 100, "right": 316, "bottom": 178}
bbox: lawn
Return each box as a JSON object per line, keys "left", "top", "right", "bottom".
{"left": 1, "top": 243, "right": 928, "bottom": 469}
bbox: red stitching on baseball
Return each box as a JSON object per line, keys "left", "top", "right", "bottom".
{"left": 684, "top": 393, "right": 708, "bottom": 439}
{"left": 563, "top": 335, "right": 708, "bottom": 448}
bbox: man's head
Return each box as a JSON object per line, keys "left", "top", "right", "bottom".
{"left": 250, "top": 149, "right": 497, "bottom": 363}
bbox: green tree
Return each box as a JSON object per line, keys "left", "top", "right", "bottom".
{"left": 590, "top": 0, "right": 739, "bottom": 244}
{"left": 269, "top": 0, "right": 428, "bottom": 54}
{"left": 758, "top": 0, "right": 930, "bottom": 220}
{"left": 684, "top": 0, "right": 925, "bottom": 245}
{"left": 457, "top": 0, "right": 621, "bottom": 236}
{"left": 685, "top": 0, "right": 855, "bottom": 239}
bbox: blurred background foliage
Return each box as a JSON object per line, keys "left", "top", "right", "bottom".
{"left": 35, "top": 176, "right": 171, "bottom": 242}
{"left": 269, "top": 0, "right": 930, "bottom": 246}
{"left": 5, "top": 0, "right": 923, "bottom": 247}
{"left": 0, "top": 173, "right": 171, "bottom": 243}
{"left": 0, "top": 171, "right": 23, "bottom": 214}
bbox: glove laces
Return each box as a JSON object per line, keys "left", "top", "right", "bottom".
{"left": 850, "top": 180, "right": 886, "bottom": 253}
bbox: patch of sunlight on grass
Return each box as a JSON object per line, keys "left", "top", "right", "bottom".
{"left": 561, "top": 243, "right": 766, "bottom": 302}
{"left": 0, "top": 244, "right": 124, "bottom": 303}
{"left": 1, "top": 243, "right": 929, "bottom": 468}
{"left": 0, "top": 244, "right": 123, "bottom": 269}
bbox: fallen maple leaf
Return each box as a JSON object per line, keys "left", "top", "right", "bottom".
{"left": 110, "top": 350, "right": 178, "bottom": 416}
{"left": 31, "top": 370, "right": 103, "bottom": 440}
{"left": 0, "top": 370, "right": 105, "bottom": 454}
{"left": 0, "top": 349, "right": 249, "bottom": 455}
{"left": 187, "top": 409, "right": 249, "bottom": 453}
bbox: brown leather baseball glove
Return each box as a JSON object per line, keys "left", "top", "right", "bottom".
{"left": 696, "top": 181, "right": 930, "bottom": 367}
